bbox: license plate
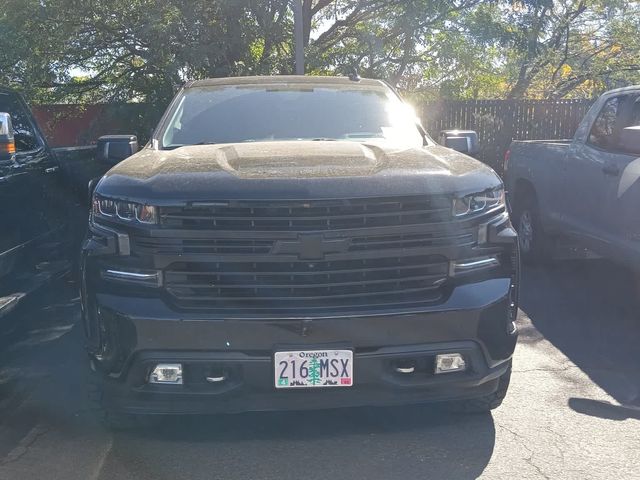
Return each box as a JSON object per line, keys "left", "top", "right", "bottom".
{"left": 274, "top": 350, "right": 353, "bottom": 389}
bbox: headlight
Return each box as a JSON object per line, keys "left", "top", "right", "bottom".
{"left": 92, "top": 195, "right": 158, "bottom": 224}
{"left": 453, "top": 187, "right": 504, "bottom": 217}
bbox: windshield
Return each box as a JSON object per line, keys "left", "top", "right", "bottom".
{"left": 0, "top": 92, "right": 40, "bottom": 152}
{"left": 160, "top": 85, "right": 425, "bottom": 149}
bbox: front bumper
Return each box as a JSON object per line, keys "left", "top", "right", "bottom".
{"left": 89, "top": 278, "right": 517, "bottom": 415}
{"left": 103, "top": 345, "right": 511, "bottom": 415}
{"left": 81, "top": 205, "right": 519, "bottom": 414}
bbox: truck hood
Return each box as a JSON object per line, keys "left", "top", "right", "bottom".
{"left": 97, "top": 140, "right": 501, "bottom": 203}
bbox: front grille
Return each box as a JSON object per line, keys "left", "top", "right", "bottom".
{"left": 130, "top": 196, "right": 479, "bottom": 314}
{"left": 349, "top": 231, "right": 473, "bottom": 252}
{"left": 164, "top": 254, "right": 449, "bottom": 313}
{"left": 132, "top": 231, "right": 474, "bottom": 256}
{"left": 159, "top": 196, "right": 452, "bottom": 231}
{"left": 132, "top": 237, "right": 274, "bottom": 255}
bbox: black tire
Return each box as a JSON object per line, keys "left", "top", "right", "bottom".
{"left": 444, "top": 364, "right": 512, "bottom": 413}
{"left": 87, "top": 360, "right": 145, "bottom": 430}
{"left": 513, "top": 190, "right": 552, "bottom": 264}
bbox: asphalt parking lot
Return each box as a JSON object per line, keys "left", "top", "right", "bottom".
{"left": 0, "top": 260, "right": 638, "bottom": 480}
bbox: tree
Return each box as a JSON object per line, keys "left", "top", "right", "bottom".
{"left": 304, "top": 0, "right": 482, "bottom": 87}
{"left": 1, "top": 0, "right": 290, "bottom": 104}
{"left": 0, "top": 0, "right": 638, "bottom": 103}
{"left": 468, "top": 0, "right": 640, "bottom": 99}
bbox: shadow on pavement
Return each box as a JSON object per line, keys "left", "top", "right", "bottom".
{"left": 0, "top": 277, "right": 497, "bottom": 480}
{"left": 568, "top": 397, "right": 640, "bottom": 421}
{"left": 518, "top": 260, "right": 640, "bottom": 408}
{"left": 102, "top": 408, "right": 495, "bottom": 480}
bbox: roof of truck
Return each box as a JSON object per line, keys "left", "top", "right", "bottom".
{"left": 600, "top": 85, "right": 640, "bottom": 96}
{"left": 186, "top": 75, "right": 388, "bottom": 89}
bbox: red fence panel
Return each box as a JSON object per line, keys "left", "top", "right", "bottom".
{"left": 31, "top": 103, "right": 164, "bottom": 147}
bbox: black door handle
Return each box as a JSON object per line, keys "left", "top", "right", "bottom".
{"left": 602, "top": 163, "right": 620, "bottom": 176}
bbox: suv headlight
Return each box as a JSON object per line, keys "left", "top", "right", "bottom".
{"left": 92, "top": 195, "right": 158, "bottom": 224}
{"left": 453, "top": 187, "right": 504, "bottom": 217}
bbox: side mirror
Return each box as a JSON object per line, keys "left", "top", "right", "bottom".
{"left": 96, "top": 135, "right": 139, "bottom": 165}
{"left": 619, "top": 126, "right": 640, "bottom": 156}
{"left": 439, "top": 130, "right": 480, "bottom": 156}
{"left": 0, "top": 112, "right": 16, "bottom": 161}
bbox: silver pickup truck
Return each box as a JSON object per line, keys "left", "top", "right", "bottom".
{"left": 505, "top": 86, "right": 640, "bottom": 268}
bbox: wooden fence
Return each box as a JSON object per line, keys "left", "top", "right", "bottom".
{"left": 32, "top": 103, "right": 163, "bottom": 147}
{"left": 419, "top": 99, "right": 594, "bottom": 172}
{"left": 33, "top": 98, "right": 595, "bottom": 173}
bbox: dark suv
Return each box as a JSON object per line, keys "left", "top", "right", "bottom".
{"left": 81, "top": 76, "right": 518, "bottom": 422}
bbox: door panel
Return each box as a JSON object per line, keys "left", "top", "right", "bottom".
{"left": 600, "top": 94, "right": 640, "bottom": 263}
{"left": 15, "top": 148, "right": 69, "bottom": 237}
{"left": 0, "top": 158, "right": 30, "bottom": 275}
{"left": 0, "top": 92, "right": 70, "bottom": 258}
{"left": 560, "top": 141, "right": 609, "bottom": 244}
{"left": 561, "top": 94, "right": 636, "bottom": 254}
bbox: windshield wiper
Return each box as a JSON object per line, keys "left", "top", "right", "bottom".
{"left": 344, "top": 132, "right": 384, "bottom": 139}
{"left": 162, "top": 142, "right": 217, "bottom": 150}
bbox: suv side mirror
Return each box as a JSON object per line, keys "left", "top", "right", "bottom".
{"left": 439, "top": 130, "right": 480, "bottom": 156}
{"left": 619, "top": 126, "right": 640, "bottom": 156}
{"left": 96, "top": 135, "right": 138, "bottom": 165}
{"left": 0, "top": 112, "right": 16, "bottom": 161}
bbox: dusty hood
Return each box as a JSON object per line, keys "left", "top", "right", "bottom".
{"left": 97, "top": 140, "right": 501, "bottom": 203}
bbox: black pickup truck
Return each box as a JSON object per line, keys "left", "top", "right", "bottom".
{"left": 0, "top": 88, "right": 116, "bottom": 317}
{"left": 81, "top": 76, "right": 519, "bottom": 424}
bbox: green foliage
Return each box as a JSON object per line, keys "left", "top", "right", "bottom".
{"left": 471, "top": 0, "right": 640, "bottom": 98}
{"left": 1, "top": 0, "right": 296, "bottom": 104}
{"left": 0, "top": 0, "right": 638, "bottom": 103}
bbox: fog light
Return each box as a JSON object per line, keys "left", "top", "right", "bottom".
{"left": 149, "top": 363, "right": 183, "bottom": 384}
{"left": 435, "top": 354, "right": 466, "bottom": 374}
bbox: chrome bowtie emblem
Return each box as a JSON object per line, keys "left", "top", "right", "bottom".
{"left": 272, "top": 234, "right": 351, "bottom": 260}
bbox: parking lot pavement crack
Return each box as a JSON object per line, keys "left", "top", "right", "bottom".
{"left": 513, "top": 365, "right": 579, "bottom": 374}
{"left": 543, "top": 426, "right": 569, "bottom": 467}
{"left": 0, "top": 424, "right": 49, "bottom": 465}
{"left": 497, "top": 423, "right": 527, "bottom": 442}
{"left": 525, "top": 453, "right": 552, "bottom": 480}
{"left": 497, "top": 424, "right": 552, "bottom": 479}
{"left": 89, "top": 437, "right": 113, "bottom": 480}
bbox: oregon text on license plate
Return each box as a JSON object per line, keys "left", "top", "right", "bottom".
{"left": 274, "top": 350, "right": 353, "bottom": 388}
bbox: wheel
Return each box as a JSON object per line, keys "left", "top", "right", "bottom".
{"left": 513, "top": 190, "right": 552, "bottom": 264}
{"left": 87, "top": 360, "right": 146, "bottom": 430}
{"left": 444, "top": 363, "right": 512, "bottom": 413}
